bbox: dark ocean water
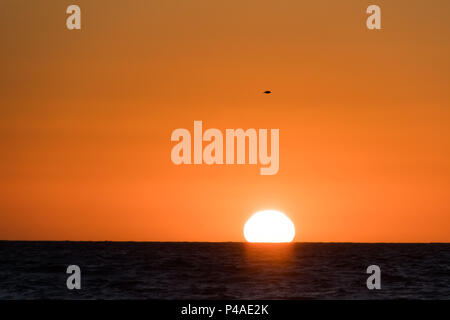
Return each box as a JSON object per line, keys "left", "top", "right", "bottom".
{"left": 0, "top": 242, "right": 449, "bottom": 299}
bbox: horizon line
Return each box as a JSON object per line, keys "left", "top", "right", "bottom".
{"left": 0, "top": 240, "right": 449, "bottom": 244}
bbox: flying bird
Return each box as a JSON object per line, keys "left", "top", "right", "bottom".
{"left": 263, "top": 90, "right": 272, "bottom": 94}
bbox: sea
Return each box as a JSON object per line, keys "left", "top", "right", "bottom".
{"left": 0, "top": 242, "right": 448, "bottom": 299}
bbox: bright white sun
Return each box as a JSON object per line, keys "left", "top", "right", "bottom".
{"left": 244, "top": 210, "right": 295, "bottom": 243}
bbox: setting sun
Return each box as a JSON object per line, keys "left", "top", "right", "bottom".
{"left": 244, "top": 210, "right": 296, "bottom": 243}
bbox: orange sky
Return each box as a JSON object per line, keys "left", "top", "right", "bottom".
{"left": 1, "top": 0, "right": 449, "bottom": 242}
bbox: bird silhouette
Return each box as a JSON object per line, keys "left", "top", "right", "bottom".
{"left": 263, "top": 90, "right": 272, "bottom": 94}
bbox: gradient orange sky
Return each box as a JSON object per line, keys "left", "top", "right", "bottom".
{"left": 1, "top": 0, "right": 449, "bottom": 242}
